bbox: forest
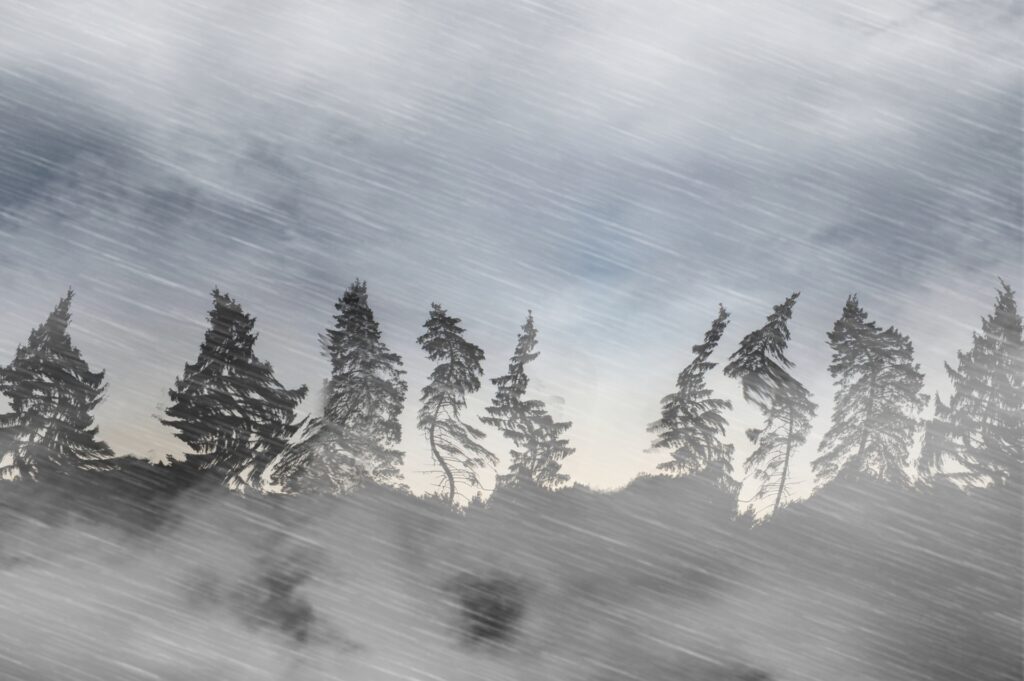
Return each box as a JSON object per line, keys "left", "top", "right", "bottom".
{"left": 0, "top": 277, "right": 1020, "bottom": 680}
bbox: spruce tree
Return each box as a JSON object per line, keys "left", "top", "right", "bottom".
{"left": 648, "top": 305, "right": 735, "bottom": 489}
{"left": 724, "top": 293, "right": 816, "bottom": 514}
{"left": 0, "top": 291, "right": 114, "bottom": 479}
{"left": 812, "top": 296, "right": 927, "bottom": 486}
{"left": 482, "top": 312, "right": 573, "bottom": 490}
{"left": 919, "top": 281, "right": 1023, "bottom": 486}
{"left": 161, "top": 289, "right": 307, "bottom": 491}
{"left": 275, "top": 280, "right": 407, "bottom": 492}
{"left": 417, "top": 303, "right": 495, "bottom": 505}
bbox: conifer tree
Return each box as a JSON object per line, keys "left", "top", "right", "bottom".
{"left": 162, "top": 289, "right": 307, "bottom": 491}
{"left": 919, "top": 281, "right": 1023, "bottom": 486}
{"left": 648, "top": 305, "right": 735, "bottom": 489}
{"left": 275, "top": 280, "right": 407, "bottom": 492}
{"left": 417, "top": 304, "right": 495, "bottom": 505}
{"left": 0, "top": 291, "right": 114, "bottom": 479}
{"left": 813, "top": 296, "right": 927, "bottom": 486}
{"left": 724, "top": 293, "right": 816, "bottom": 514}
{"left": 482, "top": 312, "right": 573, "bottom": 490}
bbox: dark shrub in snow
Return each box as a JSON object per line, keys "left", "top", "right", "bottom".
{"left": 449, "top": 572, "right": 526, "bottom": 643}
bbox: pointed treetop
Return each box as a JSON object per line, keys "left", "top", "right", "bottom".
{"left": 0, "top": 289, "right": 114, "bottom": 478}
{"left": 724, "top": 292, "right": 801, "bottom": 408}
{"left": 648, "top": 304, "right": 735, "bottom": 487}
{"left": 417, "top": 302, "right": 493, "bottom": 505}
{"left": 920, "top": 278, "right": 1022, "bottom": 485}
{"left": 342, "top": 279, "right": 369, "bottom": 307}
{"left": 484, "top": 311, "right": 574, "bottom": 490}
{"left": 276, "top": 278, "right": 407, "bottom": 491}
{"left": 161, "top": 289, "right": 307, "bottom": 490}
{"left": 513, "top": 311, "right": 539, "bottom": 364}
{"left": 690, "top": 304, "right": 730, "bottom": 359}
{"left": 34, "top": 289, "right": 75, "bottom": 337}
{"left": 814, "top": 296, "right": 926, "bottom": 486}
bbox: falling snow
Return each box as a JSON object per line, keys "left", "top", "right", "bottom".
{"left": 0, "top": 0, "right": 1021, "bottom": 679}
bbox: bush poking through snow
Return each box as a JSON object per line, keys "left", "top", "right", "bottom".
{"left": 448, "top": 572, "right": 526, "bottom": 644}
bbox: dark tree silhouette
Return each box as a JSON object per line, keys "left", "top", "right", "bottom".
{"left": 0, "top": 291, "right": 114, "bottom": 479}
{"left": 275, "top": 280, "right": 407, "bottom": 493}
{"left": 648, "top": 305, "right": 736, "bottom": 490}
{"left": 162, "top": 289, "right": 307, "bottom": 491}
{"left": 920, "top": 280, "right": 1023, "bottom": 486}
{"left": 417, "top": 304, "right": 495, "bottom": 506}
{"left": 813, "top": 296, "right": 927, "bottom": 486}
{"left": 724, "top": 293, "right": 816, "bottom": 515}
{"left": 482, "top": 312, "right": 573, "bottom": 490}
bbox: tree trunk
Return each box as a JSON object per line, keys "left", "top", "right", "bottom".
{"left": 773, "top": 406, "right": 795, "bottom": 516}
{"left": 428, "top": 407, "right": 456, "bottom": 506}
{"left": 856, "top": 368, "right": 877, "bottom": 478}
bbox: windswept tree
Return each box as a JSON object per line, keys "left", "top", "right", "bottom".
{"left": 417, "top": 304, "right": 495, "bottom": 505}
{"left": 482, "top": 312, "right": 573, "bottom": 490}
{"left": 275, "top": 280, "right": 407, "bottom": 493}
{"left": 920, "top": 280, "right": 1023, "bottom": 486}
{"left": 162, "top": 289, "right": 307, "bottom": 491}
{"left": 724, "top": 293, "right": 816, "bottom": 515}
{"left": 813, "top": 296, "right": 927, "bottom": 486}
{"left": 648, "top": 305, "right": 735, "bottom": 490}
{"left": 0, "top": 291, "right": 114, "bottom": 479}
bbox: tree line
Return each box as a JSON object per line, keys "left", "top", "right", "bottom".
{"left": 0, "top": 278, "right": 1019, "bottom": 513}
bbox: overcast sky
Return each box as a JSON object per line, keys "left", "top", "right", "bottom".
{"left": 0, "top": 0, "right": 1020, "bottom": 502}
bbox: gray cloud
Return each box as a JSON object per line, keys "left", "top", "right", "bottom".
{"left": 0, "top": 0, "right": 1019, "bottom": 495}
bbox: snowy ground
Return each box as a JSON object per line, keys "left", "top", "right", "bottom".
{"left": 0, "top": 474, "right": 1019, "bottom": 680}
